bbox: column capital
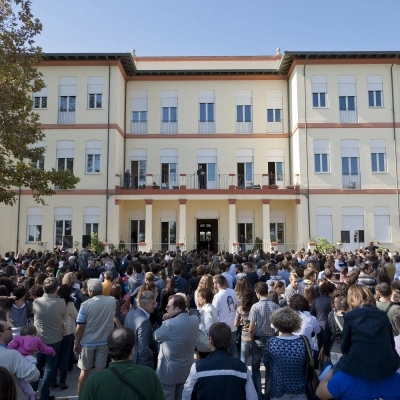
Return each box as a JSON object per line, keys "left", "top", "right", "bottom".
{"left": 144, "top": 199, "right": 153, "bottom": 205}
{"left": 115, "top": 200, "right": 121, "bottom": 205}
{"left": 179, "top": 199, "right": 187, "bottom": 205}
{"left": 295, "top": 199, "right": 301, "bottom": 204}
{"left": 261, "top": 199, "right": 271, "bottom": 204}
{"left": 228, "top": 199, "right": 237, "bottom": 204}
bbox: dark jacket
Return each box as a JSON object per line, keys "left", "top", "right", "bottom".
{"left": 337, "top": 306, "right": 400, "bottom": 380}
{"left": 310, "top": 295, "right": 332, "bottom": 330}
{"left": 245, "top": 272, "right": 259, "bottom": 288}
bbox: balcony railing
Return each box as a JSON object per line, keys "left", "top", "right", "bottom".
{"left": 232, "top": 242, "right": 302, "bottom": 253}
{"left": 131, "top": 121, "right": 147, "bottom": 134}
{"left": 121, "top": 175, "right": 147, "bottom": 189}
{"left": 57, "top": 110, "right": 76, "bottom": 124}
{"left": 236, "top": 122, "right": 253, "bottom": 133}
{"left": 161, "top": 121, "right": 178, "bottom": 134}
{"left": 198, "top": 121, "right": 215, "bottom": 134}
{"left": 339, "top": 110, "right": 357, "bottom": 123}
{"left": 342, "top": 174, "right": 361, "bottom": 189}
{"left": 267, "top": 121, "right": 284, "bottom": 133}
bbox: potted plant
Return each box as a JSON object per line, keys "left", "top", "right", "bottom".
{"left": 138, "top": 184, "right": 146, "bottom": 189}
{"left": 253, "top": 184, "right": 261, "bottom": 189}
{"left": 152, "top": 182, "right": 160, "bottom": 189}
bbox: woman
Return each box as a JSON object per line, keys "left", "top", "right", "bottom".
{"left": 194, "top": 274, "right": 214, "bottom": 310}
{"left": 0, "top": 367, "right": 17, "bottom": 400}
{"left": 273, "top": 281, "right": 287, "bottom": 307}
{"left": 336, "top": 284, "right": 400, "bottom": 380}
{"left": 303, "top": 284, "right": 318, "bottom": 308}
{"left": 263, "top": 307, "right": 308, "bottom": 400}
{"left": 159, "top": 277, "right": 176, "bottom": 314}
{"left": 235, "top": 287, "right": 256, "bottom": 364}
{"left": 289, "top": 294, "right": 321, "bottom": 366}
{"left": 5, "top": 286, "right": 32, "bottom": 336}
{"left": 234, "top": 278, "right": 249, "bottom": 308}
{"left": 196, "top": 288, "right": 218, "bottom": 359}
{"left": 109, "top": 284, "right": 123, "bottom": 328}
{"left": 114, "top": 277, "right": 130, "bottom": 325}
{"left": 323, "top": 292, "right": 348, "bottom": 366}
{"left": 54, "top": 284, "right": 77, "bottom": 390}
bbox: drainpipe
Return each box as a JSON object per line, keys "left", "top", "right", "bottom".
{"left": 390, "top": 54, "right": 399, "bottom": 229}
{"left": 124, "top": 75, "right": 135, "bottom": 175}
{"left": 105, "top": 57, "right": 111, "bottom": 242}
{"left": 303, "top": 55, "right": 311, "bottom": 239}
{"left": 277, "top": 71, "right": 292, "bottom": 184}
{"left": 16, "top": 187, "right": 21, "bottom": 252}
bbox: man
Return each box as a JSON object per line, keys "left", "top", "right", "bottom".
{"left": 32, "top": 277, "right": 67, "bottom": 400}
{"left": 376, "top": 283, "right": 399, "bottom": 336}
{"left": 80, "top": 327, "right": 164, "bottom": 400}
{"left": 101, "top": 270, "right": 113, "bottom": 295}
{"left": 219, "top": 262, "right": 233, "bottom": 289}
{"left": 383, "top": 255, "right": 396, "bottom": 281}
{"left": 74, "top": 278, "right": 116, "bottom": 397}
{"left": 99, "top": 260, "right": 120, "bottom": 282}
{"left": 212, "top": 275, "right": 238, "bottom": 358}
{"left": 243, "top": 262, "right": 259, "bottom": 288}
{"left": 173, "top": 267, "right": 189, "bottom": 294}
{"left": 0, "top": 320, "right": 40, "bottom": 400}
{"left": 78, "top": 245, "right": 92, "bottom": 271}
{"left": 239, "top": 234, "right": 246, "bottom": 253}
{"left": 83, "top": 256, "right": 100, "bottom": 280}
{"left": 358, "top": 262, "right": 377, "bottom": 293}
{"left": 248, "top": 282, "right": 280, "bottom": 398}
{"left": 124, "top": 169, "right": 131, "bottom": 188}
{"left": 365, "top": 241, "right": 379, "bottom": 254}
{"left": 197, "top": 165, "right": 206, "bottom": 189}
{"left": 182, "top": 322, "right": 257, "bottom": 400}
{"left": 154, "top": 295, "right": 198, "bottom": 400}
{"left": 129, "top": 264, "right": 145, "bottom": 294}
{"left": 124, "top": 290, "right": 157, "bottom": 368}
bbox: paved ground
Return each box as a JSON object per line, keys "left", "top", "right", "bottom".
{"left": 44, "top": 356, "right": 265, "bottom": 399}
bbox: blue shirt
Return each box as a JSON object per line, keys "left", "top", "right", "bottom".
{"left": 328, "top": 371, "right": 400, "bottom": 400}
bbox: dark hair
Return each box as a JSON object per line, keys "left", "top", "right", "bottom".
{"left": 0, "top": 278, "right": 13, "bottom": 296}
{"left": 254, "top": 282, "right": 269, "bottom": 296}
{"left": 376, "top": 267, "right": 391, "bottom": 285}
{"left": 377, "top": 282, "right": 392, "bottom": 297}
{"left": 197, "top": 288, "right": 213, "bottom": 304}
{"left": 110, "top": 284, "right": 122, "bottom": 301}
{"left": 0, "top": 285, "right": 8, "bottom": 296}
{"left": 57, "top": 284, "right": 74, "bottom": 304}
{"left": 320, "top": 280, "right": 336, "bottom": 295}
{"left": 241, "top": 288, "right": 256, "bottom": 313}
{"left": 0, "top": 366, "right": 17, "bottom": 400}
{"left": 29, "top": 284, "right": 44, "bottom": 298}
{"left": 13, "top": 285, "right": 26, "bottom": 300}
{"left": 289, "top": 294, "right": 310, "bottom": 312}
{"left": 209, "top": 322, "right": 231, "bottom": 350}
{"left": 20, "top": 325, "right": 37, "bottom": 336}
{"left": 107, "top": 327, "right": 135, "bottom": 361}
{"left": 268, "top": 291, "right": 279, "bottom": 305}
{"left": 170, "top": 294, "right": 187, "bottom": 311}
{"left": 34, "top": 273, "right": 47, "bottom": 286}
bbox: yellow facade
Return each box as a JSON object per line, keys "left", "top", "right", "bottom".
{"left": 1, "top": 52, "right": 400, "bottom": 255}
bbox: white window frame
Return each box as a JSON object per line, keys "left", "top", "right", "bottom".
{"left": 33, "top": 77, "right": 48, "bottom": 109}
{"left": 267, "top": 109, "right": 281, "bottom": 122}
{"left": 370, "top": 140, "right": 386, "bottom": 173}
{"left": 27, "top": 208, "right": 43, "bottom": 243}
{"left": 86, "top": 154, "right": 100, "bottom": 174}
{"left": 313, "top": 140, "right": 330, "bottom": 173}
{"left": 311, "top": 76, "right": 328, "bottom": 108}
{"left": 368, "top": 75, "right": 383, "bottom": 108}
{"left": 88, "top": 93, "right": 102, "bottom": 109}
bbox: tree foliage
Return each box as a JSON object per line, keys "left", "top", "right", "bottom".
{"left": 0, "top": 0, "right": 79, "bottom": 205}
{"left": 90, "top": 233, "right": 104, "bottom": 254}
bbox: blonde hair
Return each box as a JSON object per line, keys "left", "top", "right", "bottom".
{"left": 347, "top": 284, "right": 376, "bottom": 310}
{"left": 145, "top": 272, "right": 154, "bottom": 282}
{"left": 289, "top": 273, "right": 299, "bottom": 282}
{"left": 62, "top": 272, "right": 76, "bottom": 286}
{"left": 197, "top": 274, "right": 214, "bottom": 292}
{"left": 235, "top": 278, "right": 249, "bottom": 299}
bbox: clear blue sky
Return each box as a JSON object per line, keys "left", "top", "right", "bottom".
{"left": 31, "top": 0, "right": 400, "bottom": 56}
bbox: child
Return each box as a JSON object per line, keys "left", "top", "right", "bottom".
{"left": 8, "top": 325, "right": 55, "bottom": 400}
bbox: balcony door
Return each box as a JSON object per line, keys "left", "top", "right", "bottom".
{"left": 161, "top": 163, "right": 177, "bottom": 189}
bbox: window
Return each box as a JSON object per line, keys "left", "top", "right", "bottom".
{"left": 161, "top": 221, "right": 176, "bottom": 253}
{"left": 338, "top": 76, "right": 357, "bottom": 123}
{"left": 374, "top": 207, "right": 390, "bottom": 242}
{"left": 270, "top": 222, "right": 284, "bottom": 243}
{"left": 341, "top": 140, "right": 360, "bottom": 188}
{"left": 160, "top": 149, "right": 178, "bottom": 188}
{"left": 54, "top": 207, "right": 73, "bottom": 246}
{"left": 56, "top": 141, "right": 74, "bottom": 174}
{"left": 132, "top": 111, "right": 147, "bottom": 122}
{"left": 237, "top": 105, "right": 251, "bottom": 122}
{"left": 131, "top": 91, "right": 148, "bottom": 134}
{"left": 370, "top": 139, "right": 386, "bottom": 173}
{"left": 339, "top": 96, "right": 355, "bottom": 111}
{"left": 316, "top": 207, "right": 333, "bottom": 242}
{"left": 33, "top": 156, "right": 45, "bottom": 171}
{"left": 200, "top": 103, "right": 214, "bottom": 122}
{"left": 85, "top": 223, "right": 98, "bottom": 235}
{"left": 27, "top": 207, "right": 43, "bottom": 243}
{"left": 311, "top": 76, "right": 327, "bottom": 108}
{"left": 267, "top": 109, "right": 281, "bottom": 122}
{"left": 236, "top": 149, "right": 253, "bottom": 187}
{"left": 368, "top": 75, "right": 383, "bottom": 107}
{"left": 313, "top": 140, "right": 329, "bottom": 173}
{"left": 84, "top": 207, "right": 100, "bottom": 236}
{"left": 341, "top": 157, "right": 359, "bottom": 175}
{"left": 58, "top": 77, "right": 77, "bottom": 124}
{"left": 86, "top": 140, "right": 101, "bottom": 173}
{"left": 161, "top": 91, "right": 178, "bottom": 133}
{"left": 33, "top": 77, "right": 48, "bottom": 109}
{"left": 87, "top": 77, "right": 103, "bottom": 108}
{"left": 162, "top": 107, "right": 177, "bottom": 122}
{"left": 236, "top": 90, "right": 252, "bottom": 133}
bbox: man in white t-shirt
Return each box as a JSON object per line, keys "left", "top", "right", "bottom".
{"left": 212, "top": 274, "right": 238, "bottom": 358}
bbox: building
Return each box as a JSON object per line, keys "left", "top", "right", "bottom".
{"left": 1, "top": 50, "right": 400, "bottom": 255}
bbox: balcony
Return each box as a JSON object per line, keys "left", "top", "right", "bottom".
{"left": 339, "top": 110, "right": 357, "bottom": 124}
{"left": 131, "top": 121, "right": 147, "bottom": 134}
{"left": 57, "top": 110, "right": 76, "bottom": 124}
{"left": 236, "top": 122, "right": 253, "bottom": 133}
{"left": 161, "top": 121, "right": 178, "bottom": 134}
{"left": 198, "top": 121, "right": 215, "bottom": 134}
{"left": 267, "top": 121, "right": 284, "bottom": 133}
{"left": 342, "top": 174, "right": 361, "bottom": 189}
{"left": 120, "top": 173, "right": 299, "bottom": 190}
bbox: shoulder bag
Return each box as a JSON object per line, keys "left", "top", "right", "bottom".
{"left": 300, "top": 335, "right": 320, "bottom": 400}
{"left": 109, "top": 367, "right": 145, "bottom": 400}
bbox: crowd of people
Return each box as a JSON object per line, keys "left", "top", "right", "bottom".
{"left": 0, "top": 243, "right": 400, "bottom": 400}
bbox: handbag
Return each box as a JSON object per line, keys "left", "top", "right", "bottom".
{"left": 300, "top": 335, "right": 320, "bottom": 400}
{"left": 109, "top": 367, "right": 145, "bottom": 400}
{"left": 196, "top": 330, "right": 211, "bottom": 352}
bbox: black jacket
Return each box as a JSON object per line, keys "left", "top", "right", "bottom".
{"left": 337, "top": 306, "right": 400, "bottom": 380}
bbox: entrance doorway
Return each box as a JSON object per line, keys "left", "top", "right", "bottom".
{"left": 197, "top": 219, "right": 218, "bottom": 252}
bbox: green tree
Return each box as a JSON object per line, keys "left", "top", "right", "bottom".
{"left": 0, "top": 0, "right": 79, "bottom": 205}
{"left": 90, "top": 233, "right": 104, "bottom": 254}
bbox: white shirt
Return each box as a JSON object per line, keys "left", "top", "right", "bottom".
{"left": 212, "top": 288, "right": 237, "bottom": 332}
{"left": 222, "top": 271, "right": 234, "bottom": 289}
{"left": 294, "top": 311, "right": 321, "bottom": 351}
